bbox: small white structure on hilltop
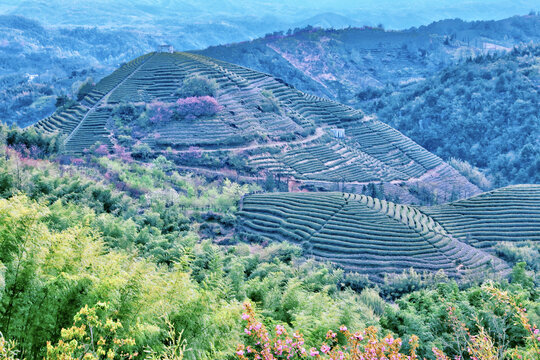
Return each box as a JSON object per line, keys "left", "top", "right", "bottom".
{"left": 331, "top": 128, "right": 345, "bottom": 138}
{"left": 158, "top": 44, "right": 174, "bottom": 53}
{"left": 26, "top": 74, "right": 38, "bottom": 82}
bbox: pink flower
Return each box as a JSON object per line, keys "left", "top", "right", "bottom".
{"left": 94, "top": 144, "right": 109, "bottom": 156}
{"left": 339, "top": 325, "right": 347, "bottom": 332}
{"left": 242, "top": 313, "right": 249, "bottom": 320}
{"left": 320, "top": 344, "right": 331, "bottom": 354}
{"left": 309, "top": 348, "right": 319, "bottom": 356}
{"left": 326, "top": 330, "right": 337, "bottom": 339}
{"left": 236, "top": 350, "right": 244, "bottom": 356}
{"left": 276, "top": 325, "right": 286, "bottom": 335}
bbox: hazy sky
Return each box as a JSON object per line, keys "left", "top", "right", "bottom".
{"left": 0, "top": 0, "right": 538, "bottom": 30}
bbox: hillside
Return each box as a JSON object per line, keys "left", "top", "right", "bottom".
{"left": 237, "top": 191, "right": 516, "bottom": 281}
{"left": 356, "top": 45, "right": 540, "bottom": 186}
{"left": 1, "top": 116, "right": 538, "bottom": 360}
{"left": 0, "top": 15, "right": 160, "bottom": 126}
{"left": 196, "top": 15, "right": 540, "bottom": 104}
{"left": 423, "top": 184, "right": 540, "bottom": 248}
{"left": 33, "top": 51, "right": 480, "bottom": 203}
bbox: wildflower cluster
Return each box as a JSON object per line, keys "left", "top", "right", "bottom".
{"left": 46, "top": 302, "right": 136, "bottom": 360}
{"left": 236, "top": 302, "right": 419, "bottom": 360}
{"left": 236, "top": 303, "right": 308, "bottom": 360}
{"left": 0, "top": 333, "right": 20, "bottom": 360}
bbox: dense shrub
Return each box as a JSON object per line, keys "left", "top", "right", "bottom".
{"left": 174, "top": 96, "right": 221, "bottom": 120}
{"left": 148, "top": 97, "right": 221, "bottom": 124}
{"left": 448, "top": 158, "right": 492, "bottom": 190}
{"left": 131, "top": 142, "right": 153, "bottom": 160}
{"left": 259, "top": 90, "right": 280, "bottom": 113}
{"left": 2, "top": 124, "right": 63, "bottom": 157}
{"left": 75, "top": 77, "right": 95, "bottom": 101}
{"left": 176, "top": 76, "right": 218, "bottom": 97}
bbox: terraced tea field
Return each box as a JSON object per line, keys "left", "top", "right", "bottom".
{"left": 33, "top": 51, "right": 479, "bottom": 199}
{"left": 423, "top": 184, "right": 540, "bottom": 248}
{"left": 238, "top": 191, "right": 517, "bottom": 280}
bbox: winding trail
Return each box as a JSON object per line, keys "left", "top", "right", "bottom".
{"left": 168, "top": 127, "right": 325, "bottom": 154}
{"left": 64, "top": 54, "right": 155, "bottom": 146}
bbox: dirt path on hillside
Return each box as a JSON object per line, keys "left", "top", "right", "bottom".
{"left": 169, "top": 127, "right": 325, "bottom": 154}
{"left": 64, "top": 54, "right": 154, "bottom": 145}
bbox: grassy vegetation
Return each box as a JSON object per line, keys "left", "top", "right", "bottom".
{"left": 1, "top": 119, "right": 539, "bottom": 360}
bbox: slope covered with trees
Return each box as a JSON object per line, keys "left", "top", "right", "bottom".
{"left": 356, "top": 46, "right": 539, "bottom": 186}
{"left": 197, "top": 15, "right": 540, "bottom": 105}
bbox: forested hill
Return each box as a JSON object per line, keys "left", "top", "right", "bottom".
{"left": 0, "top": 15, "right": 159, "bottom": 126}
{"left": 355, "top": 45, "right": 540, "bottom": 186}
{"left": 196, "top": 14, "right": 540, "bottom": 105}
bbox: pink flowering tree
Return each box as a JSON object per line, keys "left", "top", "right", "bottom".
{"left": 94, "top": 144, "right": 109, "bottom": 156}
{"left": 148, "top": 101, "right": 173, "bottom": 124}
{"left": 147, "top": 97, "right": 221, "bottom": 124}
{"left": 112, "top": 144, "right": 132, "bottom": 162}
{"left": 174, "top": 96, "right": 222, "bottom": 120}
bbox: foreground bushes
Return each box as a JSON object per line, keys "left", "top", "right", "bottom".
{"left": 237, "top": 284, "right": 539, "bottom": 360}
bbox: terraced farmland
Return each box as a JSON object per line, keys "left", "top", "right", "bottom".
{"left": 32, "top": 51, "right": 479, "bottom": 199}
{"left": 423, "top": 184, "right": 540, "bottom": 248}
{"left": 238, "top": 192, "right": 509, "bottom": 280}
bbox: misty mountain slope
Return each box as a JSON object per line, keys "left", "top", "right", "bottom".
{"left": 0, "top": 15, "right": 160, "bottom": 126}
{"left": 2, "top": 0, "right": 538, "bottom": 30}
{"left": 197, "top": 15, "right": 540, "bottom": 104}
{"left": 356, "top": 45, "right": 539, "bottom": 186}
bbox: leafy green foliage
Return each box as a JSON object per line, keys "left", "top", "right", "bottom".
{"left": 380, "top": 278, "right": 539, "bottom": 359}
{"left": 176, "top": 76, "right": 218, "bottom": 98}
{"left": 356, "top": 45, "right": 540, "bottom": 186}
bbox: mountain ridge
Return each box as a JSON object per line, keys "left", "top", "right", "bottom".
{"left": 196, "top": 14, "right": 540, "bottom": 104}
